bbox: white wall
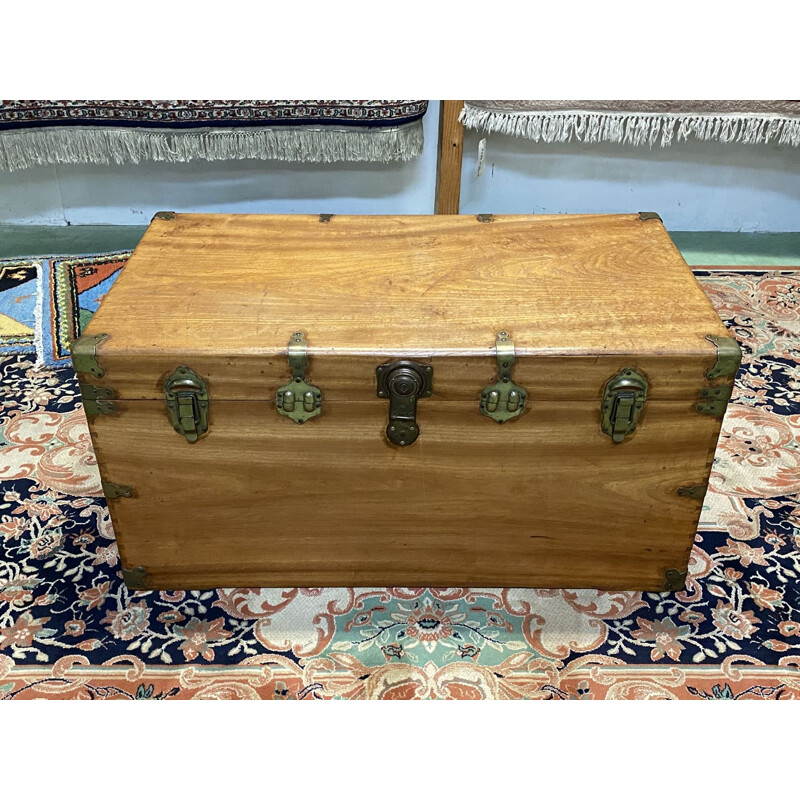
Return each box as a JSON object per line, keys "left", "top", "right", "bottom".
{"left": 1, "top": 101, "right": 799, "bottom": 231}
{"left": 459, "top": 128, "right": 800, "bottom": 232}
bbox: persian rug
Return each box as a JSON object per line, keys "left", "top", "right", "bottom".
{"left": 0, "top": 101, "right": 428, "bottom": 171}
{"left": 460, "top": 101, "right": 800, "bottom": 147}
{"left": 1, "top": 264, "right": 799, "bottom": 700}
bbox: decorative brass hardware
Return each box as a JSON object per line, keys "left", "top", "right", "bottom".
{"left": 152, "top": 210, "right": 176, "bottom": 220}
{"left": 601, "top": 367, "right": 648, "bottom": 443}
{"left": 319, "top": 213, "right": 334, "bottom": 223}
{"left": 276, "top": 332, "right": 323, "bottom": 424}
{"left": 376, "top": 360, "right": 433, "bottom": 447}
{"left": 121, "top": 566, "right": 148, "bottom": 590}
{"left": 102, "top": 481, "right": 132, "bottom": 499}
{"left": 663, "top": 568, "right": 688, "bottom": 592}
{"left": 705, "top": 334, "right": 742, "bottom": 380}
{"left": 696, "top": 384, "right": 733, "bottom": 417}
{"left": 165, "top": 366, "right": 209, "bottom": 443}
{"left": 638, "top": 211, "right": 662, "bottom": 222}
{"left": 480, "top": 331, "right": 527, "bottom": 424}
{"left": 677, "top": 484, "right": 707, "bottom": 500}
{"left": 476, "top": 213, "right": 494, "bottom": 223}
{"left": 71, "top": 333, "right": 109, "bottom": 378}
{"left": 695, "top": 335, "right": 740, "bottom": 417}
{"left": 80, "top": 384, "right": 114, "bottom": 417}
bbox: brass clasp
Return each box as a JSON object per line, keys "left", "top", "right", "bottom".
{"left": 277, "top": 332, "right": 323, "bottom": 424}
{"left": 480, "top": 331, "right": 527, "bottom": 423}
{"left": 165, "top": 366, "right": 209, "bottom": 443}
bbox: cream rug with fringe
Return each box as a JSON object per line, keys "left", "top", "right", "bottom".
{"left": 460, "top": 101, "right": 800, "bottom": 147}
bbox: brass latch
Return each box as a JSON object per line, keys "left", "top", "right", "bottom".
{"left": 277, "top": 332, "right": 322, "bottom": 424}
{"left": 165, "top": 366, "right": 209, "bottom": 443}
{"left": 376, "top": 360, "right": 433, "bottom": 446}
{"left": 601, "top": 367, "right": 648, "bottom": 443}
{"left": 480, "top": 331, "right": 527, "bottom": 423}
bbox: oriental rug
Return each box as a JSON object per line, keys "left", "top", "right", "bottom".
{"left": 0, "top": 101, "right": 428, "bottom": 171}
{"left": 0, "top": 264, "right": 798, "bottom": 699}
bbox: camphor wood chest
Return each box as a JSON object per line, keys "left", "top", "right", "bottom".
{"left": 73, "top": 212, "right": 740, "bottom": 592}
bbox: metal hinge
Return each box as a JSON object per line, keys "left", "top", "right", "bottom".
{"left": 102, "top": 481, "right": 132, "bottom": 499}
{"left": 677, "top": 484, "right": 707, "bottom": 500}
{"left": 319, "top": 213, "right": 334, "bottom": 223}
{"left": 696, "top": 384, "right": 734, "bottom": 417}
{"left": 71, "top": 333, "right": 109, "bottom": 378}
{"left": 121, "top": 566, "right": 148, "bottom": 590}
{"left": 79, "top": 384, "right": 114, "bottom": 417}
{"left": 663, "top": 568, "right": 688, "bottom": 592}
{"left": 476, "top": 213, "right": 494, "bottom": 223}
{"left": 165, "top": 366, "right": 209, "bottom": 443}
{"left": 601, "top": 367, "right": 648, "bottom": 443}
{"left": 705, "top": 334, "right": 742, "bottom": 380}
{"left": 480, "top": 331, "right": 527, "bottom": 423}
{"left": 277, "top": 332, "right": 323, "bottom": 424}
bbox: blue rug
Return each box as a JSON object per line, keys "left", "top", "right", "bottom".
{"left": 0, "top": 252, "right": 130, "bottom": 367}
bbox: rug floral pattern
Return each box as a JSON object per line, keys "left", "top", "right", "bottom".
{"left": 1, "top": 269, "right": 799, "bottom": 699}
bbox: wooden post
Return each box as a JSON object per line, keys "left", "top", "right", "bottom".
{"left": 435, "top": 100, "right": 464, "bottom": 214}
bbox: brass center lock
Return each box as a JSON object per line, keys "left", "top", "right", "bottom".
{"left": 376, "top": 360, "right": 433, "bottom": 447}
{"left": 165, "top": 366, "right": 209, "bottom": 443}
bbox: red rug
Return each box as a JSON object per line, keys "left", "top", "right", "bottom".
{"left": 1, "top": 261, "right": 799, "bottom": 699}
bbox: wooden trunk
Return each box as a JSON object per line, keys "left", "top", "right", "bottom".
{"left": 73, "top": 213, "right": 739, "bottom": 592}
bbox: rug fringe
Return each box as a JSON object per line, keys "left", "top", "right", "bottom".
{"left": 0, "top": 122, "right": 424, "bottom": 171}
{"left": 459, "top": 105, "right": 800, "bottom": 148}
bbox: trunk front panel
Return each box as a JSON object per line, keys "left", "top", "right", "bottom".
{"left": 91, "top": 397, "right": 722, "bottom": 590}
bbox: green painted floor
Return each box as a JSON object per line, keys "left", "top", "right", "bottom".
{"left": 1, "top": 225, "right": 799, "bottom": 266}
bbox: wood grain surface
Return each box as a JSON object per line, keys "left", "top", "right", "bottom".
{"left": 92, "top": 397, "right": 723, "bottom": 590}
{"left": 83, "top": 213, "right": 730, "bottom": 400}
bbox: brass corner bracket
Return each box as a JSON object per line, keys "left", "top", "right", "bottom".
{"left": 677, "top": 484, "right": 707, "bottom": 501}
{"left": 663, "top": 568, "right": 688, "bottom": 592}
{"left": 71, "top": 333, "right": 109, "bottom": 378}
{"left": 696, "top": 334, "right": 742, "bottom": 417}
{"left": 476, "top": 213, "right": 494, "bottom": 223}
{"left": 102, "top": 481, "right": 132, "bottom": 500}
{"left": 152, "top": 210, "right": 176, "bottom": 221}
{"left": 638, "top": 211, "right": 662, "bottom": 222}
{"left": 705, "top": 334, "right": 742, "bottom": 380}
{"left": 319, "top": 213, "right": 334, "bottom": 223}
{"left": 121, "top": 566, "right": 148, "bottom": 590}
